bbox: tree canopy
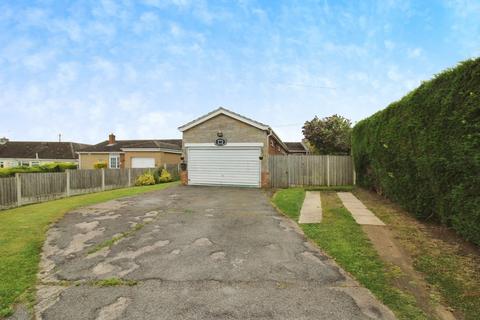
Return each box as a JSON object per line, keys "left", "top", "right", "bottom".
{"left": 302, "top": 115, "right": 352, "bottom": 154}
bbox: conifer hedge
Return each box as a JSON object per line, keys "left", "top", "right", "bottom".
{"left": 352, "top": 58, "right": 480, "bottom": 245}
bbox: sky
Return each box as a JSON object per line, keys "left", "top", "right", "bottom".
{"left": 0, "top": 0, "right": 479, "bottom": 144}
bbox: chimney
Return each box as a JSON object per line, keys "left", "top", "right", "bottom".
{"left": 108, "top": 133, "right": 116, "bottom": 145}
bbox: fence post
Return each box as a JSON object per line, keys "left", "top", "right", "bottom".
{"left": 15, "top": 173, "right": 22, "bottom": 206}
{"left": 101, "top": 168, "right": 105, "bottom": 191}
{"left": 327, "top": 155, "right": 330, "bottom": 187}
{"left": 66, "top": 170, "right": 71, "bottom": 197}
{"left": 353, "top": 167, "right": 356, "bottom": 185}
{"left": 128, "top": 168, "right": 132, "bottom": 187}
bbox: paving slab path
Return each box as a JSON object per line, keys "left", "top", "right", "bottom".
{"left": 337, "top": 192, "right": 385, "bottom": 226}
{"left": 30, "top": 186, "right": 394, "bottom": 320}
{"left": 299, "top": 191, "right": 322, "bottom": 224}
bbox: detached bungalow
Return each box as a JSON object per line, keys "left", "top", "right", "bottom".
{"left": 178, "top": 107, "right": 304, "bottom": 188}
{"left": 77, "top": 134, "right": 182, "bottom": 169}
{"left": 0, "top": 137, "right": 88, "bottom": 168}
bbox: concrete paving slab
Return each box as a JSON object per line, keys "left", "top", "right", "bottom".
{"left": 337, "top": 192, "right": 385, "bottom": 226}
{"left": 299, "top": 191, "right": 322, "bottom": 224}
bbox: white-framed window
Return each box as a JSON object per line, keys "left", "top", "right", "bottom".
{"left": 20, "top": 161, "right": 30, "bottom": 167}
{"left": 31, "top": 161, "right": 40, "bottom": 167}
{"left": 109, "top": 154, "right": 120, "bottom": 169}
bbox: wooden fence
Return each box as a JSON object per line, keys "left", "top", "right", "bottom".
{"left": 269, "top": 155, "right": 355, "bottom": 188}
{"left": 0, "top": 165, "right": 180, "bottom": 210}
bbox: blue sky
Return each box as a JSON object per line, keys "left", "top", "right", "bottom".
{"left": 0, "top": 0, "right": 479, "bottom": 143}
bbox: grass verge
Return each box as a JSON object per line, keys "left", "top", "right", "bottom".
{"left": 0, "top": 181, "right": 179, "bottom": 318}
{"left": 272, "top": 188, "right": 427, "bottom": 319}
{"left": 354, "top": 188, "right": 480, "bottom": 320}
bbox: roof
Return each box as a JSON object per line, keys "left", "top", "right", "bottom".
{"left": 178, "top": 107, "right": 270, "bottom": 132}
{"left": 0, "top": 141, "right": 89, "bottom": 160}
{"left": 79, "top": 139, "right": 182, "bottom": 153}
{"left": 285, "top": 142, "right": 308, "bottom": 152}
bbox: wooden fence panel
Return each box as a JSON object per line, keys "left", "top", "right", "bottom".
{"left": 20, "top": 172, "right": 67, "bottom": 204}
{"left": 269, "top": 155, "right": 354, "bottom": 187}
{"left": 0, "top": 177, "right": 17, "bottom": 209}
{"left": 70, "top": 169, "right": 102, "bottom": 195}
{"left": 104, "top": 169, "right": 129, "bottom": 189}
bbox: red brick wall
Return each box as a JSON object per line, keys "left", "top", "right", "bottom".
{"left": 268, "top": 137, "right": 288, "bottom": 155}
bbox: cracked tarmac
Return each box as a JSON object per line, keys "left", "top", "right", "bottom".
{"left": 29, "top": 186, "right": 395, "bottom": 320}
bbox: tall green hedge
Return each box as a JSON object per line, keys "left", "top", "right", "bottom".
{"left": 352, "top": 58, "right": 480, "bottom": 245}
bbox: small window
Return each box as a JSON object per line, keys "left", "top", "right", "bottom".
{"left": 31, "top": 161, "right": 40, "bottom": 167}
{"left": 109, "top": 154, "right": 120, "bottom": 169}
{"left": 20, "top": 161, "right": 30, "bottom": 167}
{"left": 0, "top": 161, "right": 4, "bottom": 168}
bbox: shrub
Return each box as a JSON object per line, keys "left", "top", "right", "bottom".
{"left": 94, "top": 161, "right": 108, "bottom": 169}
{"left": 352, "top": 58, "right": 480, "bottom": 245}
{"left": 159, "top": 169, "right": 172, "bottom": 183}
{"left": 0, "top": 162, "right": 77, "bottom": 177}
{"left": 135, "top": 173, "right": 156, "bottom": 186}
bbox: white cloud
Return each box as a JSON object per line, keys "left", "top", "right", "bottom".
{"left": 407, "top": 47, "right": 423, "bottom": 58}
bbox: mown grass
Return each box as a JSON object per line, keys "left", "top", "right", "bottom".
{"left": 354, "top": 188, "right": 480, "bottom": 320}
{"left": 0, "top": 182, "right": 179, "bottom": 318}
{"left": 272, "top": 189, "right": 427, "bottom": 320}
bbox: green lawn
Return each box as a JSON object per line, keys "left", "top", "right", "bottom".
{"left": 0, "top": 182, "right": 179, "bottom": 317}
{"left": 272, "top": 188, "right": 427, "bottom": 320}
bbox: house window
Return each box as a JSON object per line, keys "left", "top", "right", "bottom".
{"left": 109, "top": 154, "right": 120, "bottom": 169}
{"left": 20, "top": 161, "right": 30, "bottom": 167}
{"left": 0, "top": 161, "right": 3, "bottom": 168}
{"left": 31, "top": 161, "right": 40, "bottom": 167}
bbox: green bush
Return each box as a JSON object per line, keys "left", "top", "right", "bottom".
{"left": 93, "top": 161, "right": 108, "bottom": 169}
{"left": 134, "top": 173, "right": 156, "bottom": 186}
{"left": 159, "top": 169, "right": 172, "bottom": 183}
{"left": 0, "top": 162, "right": 77, "bottom": 177}
{"left": 352, "top": 58, "right": 480, "bottom": 245}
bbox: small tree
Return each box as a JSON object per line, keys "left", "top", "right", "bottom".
{"left": 302, "top": 115, "right": 352, "bottom": 154}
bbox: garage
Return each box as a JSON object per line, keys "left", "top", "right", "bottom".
{"left": 131, "top": 157, "right": 155, "bottom": 168}
{"left": 187, "top": 144, "right": 261, "bottom": 187}
{"left": 179, "top": 107, "right": 291, "bottom": 188}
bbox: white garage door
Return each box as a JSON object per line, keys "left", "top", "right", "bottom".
{"left": 187, "top": 145, "right": 261, "bottom": 187}
{"left": 131, "top": 157, "right": 155, "bottom": 168}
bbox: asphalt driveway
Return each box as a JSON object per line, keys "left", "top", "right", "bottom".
{"left": 35, "top": 186, "right": 394, "bottom": 320}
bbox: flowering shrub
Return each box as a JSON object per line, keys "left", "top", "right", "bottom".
{"left": 135, "top": 173, "right": 156, "bottom": 186}
{"left": 159, "top": 169, "right": 172, "bottom": 183}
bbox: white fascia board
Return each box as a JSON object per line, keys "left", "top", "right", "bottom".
{"left": 120, "top": 148, "right": 182, "bottom": 154}
{"left": 184, "top": 143, "right": 264, "bottom": 147}
{"left": 178, "top": 109, "right": 269, "bottom": 132}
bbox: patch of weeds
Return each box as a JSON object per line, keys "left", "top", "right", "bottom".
{"left": 91, "top": 278, "right": 138, "bottom": 287}
{"left": 88, "top": 224, "right": 145, "bottom": 254}
{"left": 184, "top": 209, "right": 194, "bottom": 214}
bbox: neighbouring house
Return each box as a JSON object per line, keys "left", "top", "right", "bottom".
{"left": 0, "top": 137, "right": 88, "bottom": 168}
{"left": 178, "top": 107, "right": 301, "bottom": 188}
{"left": 77, "top": 134, "right": 182, "bottom": 169}
{"left": 285, "top": 141, "right": 309, "bottom": 155}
